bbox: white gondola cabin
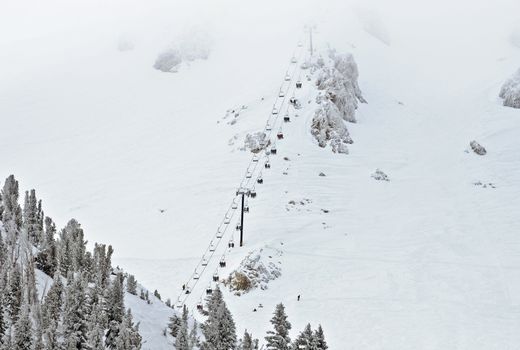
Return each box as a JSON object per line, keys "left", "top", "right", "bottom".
{"left": 272, "top": 108, "right": 278, "bottom": 115}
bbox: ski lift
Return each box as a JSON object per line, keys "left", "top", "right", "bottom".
{"left": 244, "top": 202, "right": 250, "bottom": 213}
{"left": 296, "top": 81, "right": 302, "bottom": 89}
{"left": 228, "top": 240, "right": 235, "bottom": 248}
{"left": 193, "top": 270, "right": 200, "bottom": 279}
{"left": 271, "top": 145, "right": 277, "bottom": 155}
{"left": 272, "top": 107, "right": 278, "bottom": 115}
{"left": 265, "top": 161, "right": 271, "bottom": 169}
{"left": 185, "top": 287, "right": 191, "bottom": 294}
{"left": 236, "top": 223, "right": 241, "bottom": 231}
{"left": 202, "top": 257, "right": 208, "bottom": 266}
{"left": 252, "top": 155, "right": 259, "bottom": 162}
{"left": 246, "top": 171, "right": 252, "bottom": 179}
{"left": 206, "top": 285, "right": 213, "bottom": 295}
{"left": 257, "top": 176, "right": 263, "bottom": 184}
{"left": 289, "top": 96, "right": 297, "bottom": 105}
{"left": 298, "top": 41, "right": 303, "bottom": 47}
{"left": 285, "top": 74, "right": 291, "bottom": 81}
{"left": 209, "top": 242, "right": 216, "bottom": 252}
{"left": 250, "top": 189, "right": 257, "bottom": 198}
{"left": 232, "top": 200, "right": 238, "bottom": 209}
{"left": 277, "top": 129, "right": 284, "bottom": 140}
{"left": 236, "top": 187, "right": 247, "bottom": 196}
{"left": 284, "top": 114, "right": 290, "bottom": 122}
{"left": 213, "top": 273, "right": 219, "bottom": 282}
{"left": 291, "top": 56, "right": 297, "bottom": 63}
{"left": 224, "top": 216, "right": 231, "bottom": 225}
{"left": 220, "top": 258, "right": 226, "bottom": 267}
{"left": 217, "top": 228, "right": 223, "bottom": 239}
{"left": 279, "top": 90, "right": 285, "bottom": 98}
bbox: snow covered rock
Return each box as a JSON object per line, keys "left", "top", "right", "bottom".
{"left": 499, "top": 69, "right": 520, "bottom": 108}
{"left": 225, "top": 247, "right": 282, "bottom": 295}
{"left": 315, "top": 51, "right": 366, "bottom": 123}
{"left": 153, "top": 49, "right": 182, "bottom": 73}
{"left": 311, "top": 50, "right": 365, "bottom": 154}
{"left": 154, "top": 28, "right": 212, "bottom": 73}
{"left": 470, "top": 140, "right": 487, "bottom": 155}
{"left": 371, "top": 168, "right": 389, "bottom": 181}
{"left": 244, "top": 132, "right": 269, "bottom": 153}
{"left": 311, "top": 100, "right": 352, "bottom": 154}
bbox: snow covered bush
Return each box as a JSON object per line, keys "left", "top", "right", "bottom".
{"left": 153, "top": 49, "right": 182, "bottom": 73}
{"left": 225, "top": 247, "right": 282, "bottom": 295}
{"left": 499, "top": 68, "right": 520, "bottom": 108}
{"left": 470, "top": 140, "right": 487, "bottom": 155}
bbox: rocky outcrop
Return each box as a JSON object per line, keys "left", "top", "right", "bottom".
{"left": 225, "top": 247, "right": 282, "bottom": 295}
{"left": 499, "top": 69, "right": 520, "bottom": 108}
{"left": 311, "top": 51, "right": 365, "bottom": 154}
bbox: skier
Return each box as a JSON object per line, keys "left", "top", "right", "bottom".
{"left": 297, "top": 295, "right": 300, "bottom": 301}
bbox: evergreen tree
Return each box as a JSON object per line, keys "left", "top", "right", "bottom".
{"left": 174, "top": 317, "right": 189, "bottom": 350}
{"left": 0, "top": 294, "right": 5, "bottom": 342}
{"left": 115, "top": 309, "right": 141, "bottom": 350}
{"left": 105, "top": 320, "right": 119, "bottom": 349}
{"left": 1, "top": 175, "right": 23, "bottom": 245}
{"left": 42, "top": 273, "right": 64, "bottom": 330}
{"left": 126, "top": 275, "right": 137, "bottom": 295}
{"left": 106, "top": 273, "right": 125, "bottom": 324}
{"left": 201, "top": 287, "right": 237, "bottom": 350}
{"left": 188, "top": 319, "right": 200, "bottom": 350}
{"left": 292, "top": 324, "right": 317, "bottom": 350}
{"left": 62, "top": 274, "right": 89, "bottom": 349}
{"left": 313, "top": 325, "right": 327, "bottom": 350}
{"left": 153, "top": 290, "right": 161, "bottom": 301}
{"left": 168, "top": 314, "right": 182, "bottom": 338}
{"left": 12, "top": 305, "right": 32, "bottom": 350}
{"left": 239, "top": 330, "right": 255, "bottom": 350}
{"left": 265, "top": 303, "right": 291, "bottom": 350}
{"left": 36, "top": 217, "right": 57, "bottom": 276}
{"left": 7, "top": 266, "right": 22, "bottom": 323}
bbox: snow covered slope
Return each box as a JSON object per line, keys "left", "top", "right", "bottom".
{"left": 2, "top": 0, "right": 520, "bottom": 348}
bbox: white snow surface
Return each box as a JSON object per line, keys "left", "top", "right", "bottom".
{"left": 2, "top": 0, "right": 520, "bottom": 349}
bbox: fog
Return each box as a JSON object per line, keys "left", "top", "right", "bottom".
{"left": 1, "top": 0, "right": 519, "bottom": 259}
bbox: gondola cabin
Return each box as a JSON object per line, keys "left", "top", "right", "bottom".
{"left": 279, "top": 90, "right": 285, "bottom": 98}
{"left": 257, "top": 176, "right": 263, "bottom": 184}
{"left": 277, "top": 130, "right": 284, "bottom": 139}
{"left": 296, "top": 81, "right": 302, "bottom": 88}
{"left": 250, "top": 190, "right": 257, "bottom": 198}
{"left": 272, "top": 108, "right": 278, "bottom": 115}
{"left": 271, "top": 145, "right": 277, "bottom": 154}
{"left": 284, "top": 114, "right": 290, "bottom": 122}
{"left": 213, "top": 274, "right": 219, "bottom": 282}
